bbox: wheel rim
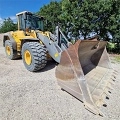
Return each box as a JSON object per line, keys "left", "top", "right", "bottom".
{"left": 24, "top": 50, "right": 32, "bottom": 65}
{"left": 6, "top": 46, "right": 11, "bottom": 55}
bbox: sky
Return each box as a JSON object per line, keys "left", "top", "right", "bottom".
{"left": 0, "top": 0, "right": 56, "bottom": 24}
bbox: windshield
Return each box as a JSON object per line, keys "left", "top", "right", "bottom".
{"left": 26, "top": 14, "right": 44, "bottom": 30}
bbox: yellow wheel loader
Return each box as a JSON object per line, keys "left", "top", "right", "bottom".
{"left": 3, "top": 11, "right": 116, "bottom": 116}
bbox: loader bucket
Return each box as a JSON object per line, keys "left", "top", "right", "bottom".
{"left": 55, "top": 40, "right": 115, "bottom": 115}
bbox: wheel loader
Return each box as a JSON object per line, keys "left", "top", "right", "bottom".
{"left": 2, "top": 11, "right": 116, "bottom": 116}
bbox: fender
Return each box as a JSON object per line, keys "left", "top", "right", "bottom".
{"left": 3, "top": 32, "right": 17, "bottom": 50}
{"left": 20, "top": 38, "right": 39, "bottom": 47}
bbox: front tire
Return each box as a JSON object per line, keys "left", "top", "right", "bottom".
{"left": 22, "top": 42, "right": 47, "bottom": 72}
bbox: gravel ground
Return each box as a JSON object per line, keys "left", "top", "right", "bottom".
{"left": 0, "top": 34, "right": 120, "bottom": 120}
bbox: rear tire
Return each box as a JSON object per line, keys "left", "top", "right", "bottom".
{"left": 5, "top": 40, "right": 20, "bottom": 60}
{"left": 22, "top": 42, "right": 47, "bottom": 72}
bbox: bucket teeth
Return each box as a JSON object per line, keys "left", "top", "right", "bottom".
{"left": 93, "top": 92, "right": 108, "bottom": 107}
{"left": 104, "top": 91, "right": 111, "bottom": 97}
{"left": 95, "top": 98, "right": 107, "bottom": 107}
{"left": 113, "top": 72, "right": 118, "bottom": 75}
{"left": 93, "top": 95, "right": 106, "bottom": 107}
{"left": 109, "top": 80, "right": 115, "bottom": 85}
{"left": 99, "top": 111, "right": 105, "bottom": 117}
{"left": 111, "top": 78, "right": 116, "bottom": 82}
{"left": 84, "top": 102, "right": 101, "bottom": 115}
{"left": 106, "top": 84, "right": 114, "bottom": 90}
{"left": 112, "top": 75, "right": 116, "bottom": 79}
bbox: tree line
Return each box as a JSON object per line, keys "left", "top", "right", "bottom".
{"left": 0, "top": 0, "right": 119, "bottom": 53}
{"left": 0, "top": 18, "right": 17, "bottom": 33}
{"left": 37, "top": 0, "right": 119, "bottom": 53}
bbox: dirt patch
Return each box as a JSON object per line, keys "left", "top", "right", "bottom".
{"left": 0, "top": 34, "right": 3, "bottom": 46}
{"left": 0, "top": 33, "right": 120, "bottom": 120}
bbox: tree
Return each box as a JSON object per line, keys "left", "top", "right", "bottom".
{"left": 37, "top": 1, "right": 62, "bottom": 33}
{"left": 0, "top": 18, "right": 17, "bottom": 33}
{"left": 36, "top": 0, "right": 120, "bottom": 43}
{"left": 61, "top": 0, "right": 120, "bottom": 41}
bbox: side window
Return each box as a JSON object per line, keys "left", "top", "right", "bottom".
{"left": 18, "top": 15, "right": 25, "bottom": 30}
{"left": 38, "top": 20, "right": 43, "bottom": 31}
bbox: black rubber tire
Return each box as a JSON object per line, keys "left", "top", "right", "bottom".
{"left": 22, "top": 42, "right": 47, "bottom": 72}
{"left": 5, "top": 40, "right": 19, "bottom": 60}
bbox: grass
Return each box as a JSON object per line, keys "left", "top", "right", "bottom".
{"left": 114, "top": 55, "right": 120, "bottom": 63}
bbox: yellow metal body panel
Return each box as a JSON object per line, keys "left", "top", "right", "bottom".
{"left": 11, "top": 30, "right": 35, "bottom": 51}
{"left": 10, "top": 30, "right": 51, "bottom": 55}
{"left": 12, "top": 31, "right": 35, "bottom": 42}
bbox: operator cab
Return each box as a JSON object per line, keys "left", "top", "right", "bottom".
{"left": 16, "top": 11, "right": 44, "bottom": 32}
